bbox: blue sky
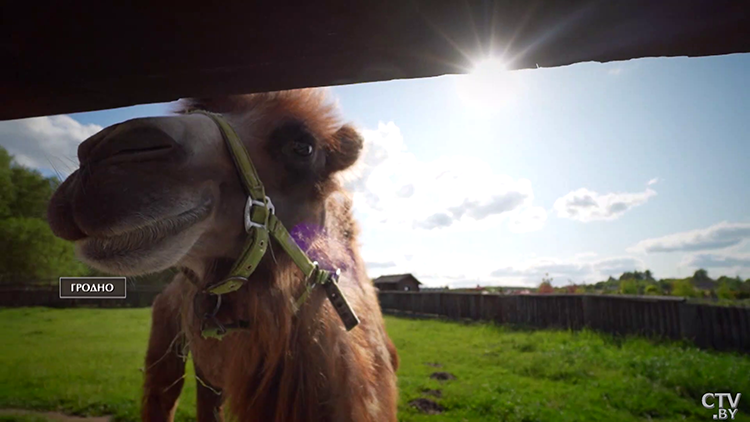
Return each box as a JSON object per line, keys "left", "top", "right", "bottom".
{"left": 2, "top": 53, "right": 748, "bottom": 287}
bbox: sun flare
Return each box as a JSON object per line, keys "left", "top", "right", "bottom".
{"left": 472, "top": 58, "right": 508, "bottom": 77}
{"left": 455, "top": 57, "right": 518, "bottom": 111}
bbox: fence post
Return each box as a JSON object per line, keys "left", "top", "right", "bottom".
{"left": 678, "top": 301, "right": 696, "bottom": 343}
{"left": 581, "top": 295, "right": 593, "bottom": 329}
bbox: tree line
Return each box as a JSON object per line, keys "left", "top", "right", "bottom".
{"left": 0, "top": 146, "right": 173, "bottom": 287}
{"left": 535, "top": 269, "right": 750, "bottom": 302}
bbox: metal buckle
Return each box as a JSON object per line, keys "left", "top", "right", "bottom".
{"left": 316, "top": 265, "right": 342, "bottom": 286}
{"left": 200, "top": 294, "right": 227, "bottom": 339}
{"left": 244, "top": 195, "right": 275, "bottom": 232}
{"left": 321, "top": 268, "right": 359, "bottom": 331}
{"left": 305, "top": 260, "right": 322, "bottom": 292}
{"left": 331, "top": 268, "right": 342, "bottom": 282}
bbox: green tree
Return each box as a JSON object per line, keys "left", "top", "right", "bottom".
{"left": 739, "top": 279, "right": 750, "bottom": 299}
{"left": 0, "top": 217, "right": 88, "bottom": 282}
{"left": 537, "top": 273, "right": 554, "bottom": 294}
{"left": 9, "top": 166, "right": 58, "bottom": 219}
{"left": 0, "top": 146, "right": 88, "bottom": 283}
{"left": 672, "top": 278, "right": 699, "bottom": 298}
{"left": 619, "top": 279, "right": 639, "bottom": 295}
{"left": 658, "top": 279, "right": 673, "bottom": 295}
{"left": 0, "top": 148, "right": 15, "bottom": 219}
{"left": 644, "top": 284, "right": 660, "bottom": 295}
{"left": 619, "top": 272, "right": 635, "bottom": 281}
{"left": 716, "top": 281, "right": 735, "bottom": 300}
{"left": 693, "top": 269, "right": 712, "bottom": 284}
{"left": 717, "top": 276, "right": 743, "bottom": 292}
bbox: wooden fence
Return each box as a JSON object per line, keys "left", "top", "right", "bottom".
{"left": 3, "top": 286, "right": 748, "bottom": 353}
{"left": 0, "top": 284, "right": 163, "bottom": 308}
{"left": 377, "top": 292, "right": 750, "bottom": 354}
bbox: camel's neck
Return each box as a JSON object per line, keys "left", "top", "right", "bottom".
{"left": 201, "top": 249, "right": 350, "bottom": 422}
{"left": 185, "top": 202, "right": 366, "bottom": 421}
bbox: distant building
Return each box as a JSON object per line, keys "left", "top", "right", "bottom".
{"left": 421, "top": 287, "right": 450, "bottom": 292}
{"left": 500, "top": 287, "right": 532, "bottom": 295}
{"left": 509, "top": 289, "right": 532, "bottom": 295}
{"left": 372, "top": 274, "right": 422, "bottom": 292}
{"left": 693, "top": 278, "right": 718, "bottom": 291}
{"left": 452, "top": 284, "right": 488, "bottom": 294}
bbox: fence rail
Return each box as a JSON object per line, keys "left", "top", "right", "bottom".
{"left": 0, "top": 285, "right": 163, "bottom": 308}
{"left": 377, "top": 292, "right": 750, "bottom": 354}
{"left": 2, "top": 287, "right": 748, "bottom": 353}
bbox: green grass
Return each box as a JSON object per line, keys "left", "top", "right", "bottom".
{"left": 0, "top": 308, "right": 196, "bottom": 422}
{"left": 388, "top": 317, "right": 750, "bottom": 421}
{"left": 0, "top": 415, "right": 48, "bottom": 422}
{"left": 0, "top": 308, "right": 748, "bottom": 421}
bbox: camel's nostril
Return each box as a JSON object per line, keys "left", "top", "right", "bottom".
{"left": 80, "top": 122, "right": 181, "bottom": 166}
{"left": 112, "top": 144, "right": 174, "bottom": 158}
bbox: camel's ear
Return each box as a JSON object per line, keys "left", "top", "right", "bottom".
{"left": 326, "top": 124, "right": 363, "bottom": 173}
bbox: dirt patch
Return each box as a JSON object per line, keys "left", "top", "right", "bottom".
{"left": 421, "top": 388, "right": 442, "bottom": 398}
{"left": 408, "top": 398, "right": 444, "bottom": 415}
{"left": 424, "top": 362, "right": 443, "bottom": 368}
{"left": 0, "top": 409, "right": 112, "bottom": 422}
{"left": 430, "top": 371, "right": 456, "bottom": 381}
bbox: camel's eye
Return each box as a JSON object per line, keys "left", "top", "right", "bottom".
{"left": 269, "top": 121, "right": 319, "bottom": 170}
{"left": 291, "top": 141, "right": 314, "bottom": 157}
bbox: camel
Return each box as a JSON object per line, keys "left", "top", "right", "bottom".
{"left": 47, "top": 89, "right": 399, "bottom": 422}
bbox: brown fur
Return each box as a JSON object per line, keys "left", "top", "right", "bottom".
{"left": 166, "top": 90, "right": 399, "bottom": 421}
{"left": 48, "top": 89, "right": 398, "bottom": 421}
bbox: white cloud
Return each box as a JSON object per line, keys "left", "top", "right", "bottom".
{"left": 594, "top": 257, "right": 645, "bottom": 275}
{"left": 489, "top": 255, "right": 645, "bottom": 286}
{"left": 364, "top": 240, "right": 645, "bottom": 288}
{"left": 363, "top": 247, "right": 493, "bottom": 288}
{"left": 608, "top": 68, "right": 623, "bottom": 76}
{"left": 682, "top": 252, "right": 750, "bottom": 269}
{"left": 0, "top": 115, "right": 101, "bottom": 176}
{"left": 628, "top": 221, "right": 750, "bottom": 254}
{"left": 365, "top": 261, "right": 397, "bottom": 270}
{"left": 508, "top": 206, "right": 547, "bottom": 233}
{"left": 553, "top": 187, "right": 656, "bottom": 222}
{"left": 647, "top": 177, "right": 659, "bottom": 186}
{"left": 344, "top": 121, "right": 544, "bottom": 233}
{"left": 414, "top": 212, "right": 454, "bottom": 230}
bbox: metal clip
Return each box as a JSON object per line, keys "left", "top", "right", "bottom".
{"left": 322, "top": 269, "right": 360, "bottom": 331}
{"left": 244, "top": 195, "right": 275, "bottom": 232}
{"left": 201, "top": 319, "right": 228, "bottom": 340}
{"left": 292, "top": 261, "right": 320, "bottom": 313}
{"left": 200, "top": 294, "right": 228, "bottom": 340}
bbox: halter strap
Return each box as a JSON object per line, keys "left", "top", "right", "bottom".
{"left": 189, "top": 110, "right": 360, "bottom": 339}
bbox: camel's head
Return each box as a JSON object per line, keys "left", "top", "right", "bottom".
{"left": 48, "top": 89, "right": 362, "bottom": 278}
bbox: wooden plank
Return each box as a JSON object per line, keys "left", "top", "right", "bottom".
{"left": 373, "top": 292, "right": 750, "bottom": 354}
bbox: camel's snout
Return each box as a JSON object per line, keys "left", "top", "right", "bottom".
{"left": 47, "top": 114, "right": 223, "bottom": 245}
{"left": 47, "top": 174, "right": 87, "bottom": 241}
{"left": 77, "top": 117, "right": 183, "bottom": 167}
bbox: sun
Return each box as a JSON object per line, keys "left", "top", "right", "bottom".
{"left": 472, "top": 58, "right": 508, "bottom": 77}
{"left": 455, "top": 57, "right": 518, "bottom": 112}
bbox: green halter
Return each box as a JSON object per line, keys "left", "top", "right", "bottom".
{"left": 190, "top": 110, "right": 360, "bottom": 339}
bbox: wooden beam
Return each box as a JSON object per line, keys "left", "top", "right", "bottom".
{"left": 2, "top": 1, "right": 749, "bottom": 120}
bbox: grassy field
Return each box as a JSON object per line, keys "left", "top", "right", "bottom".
{"left": 0, "top": 308, "right": 748, "bottom": 421}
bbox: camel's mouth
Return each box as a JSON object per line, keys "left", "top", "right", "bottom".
{"left": 75, "top": 198, "right": 214, "bottom": 273}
